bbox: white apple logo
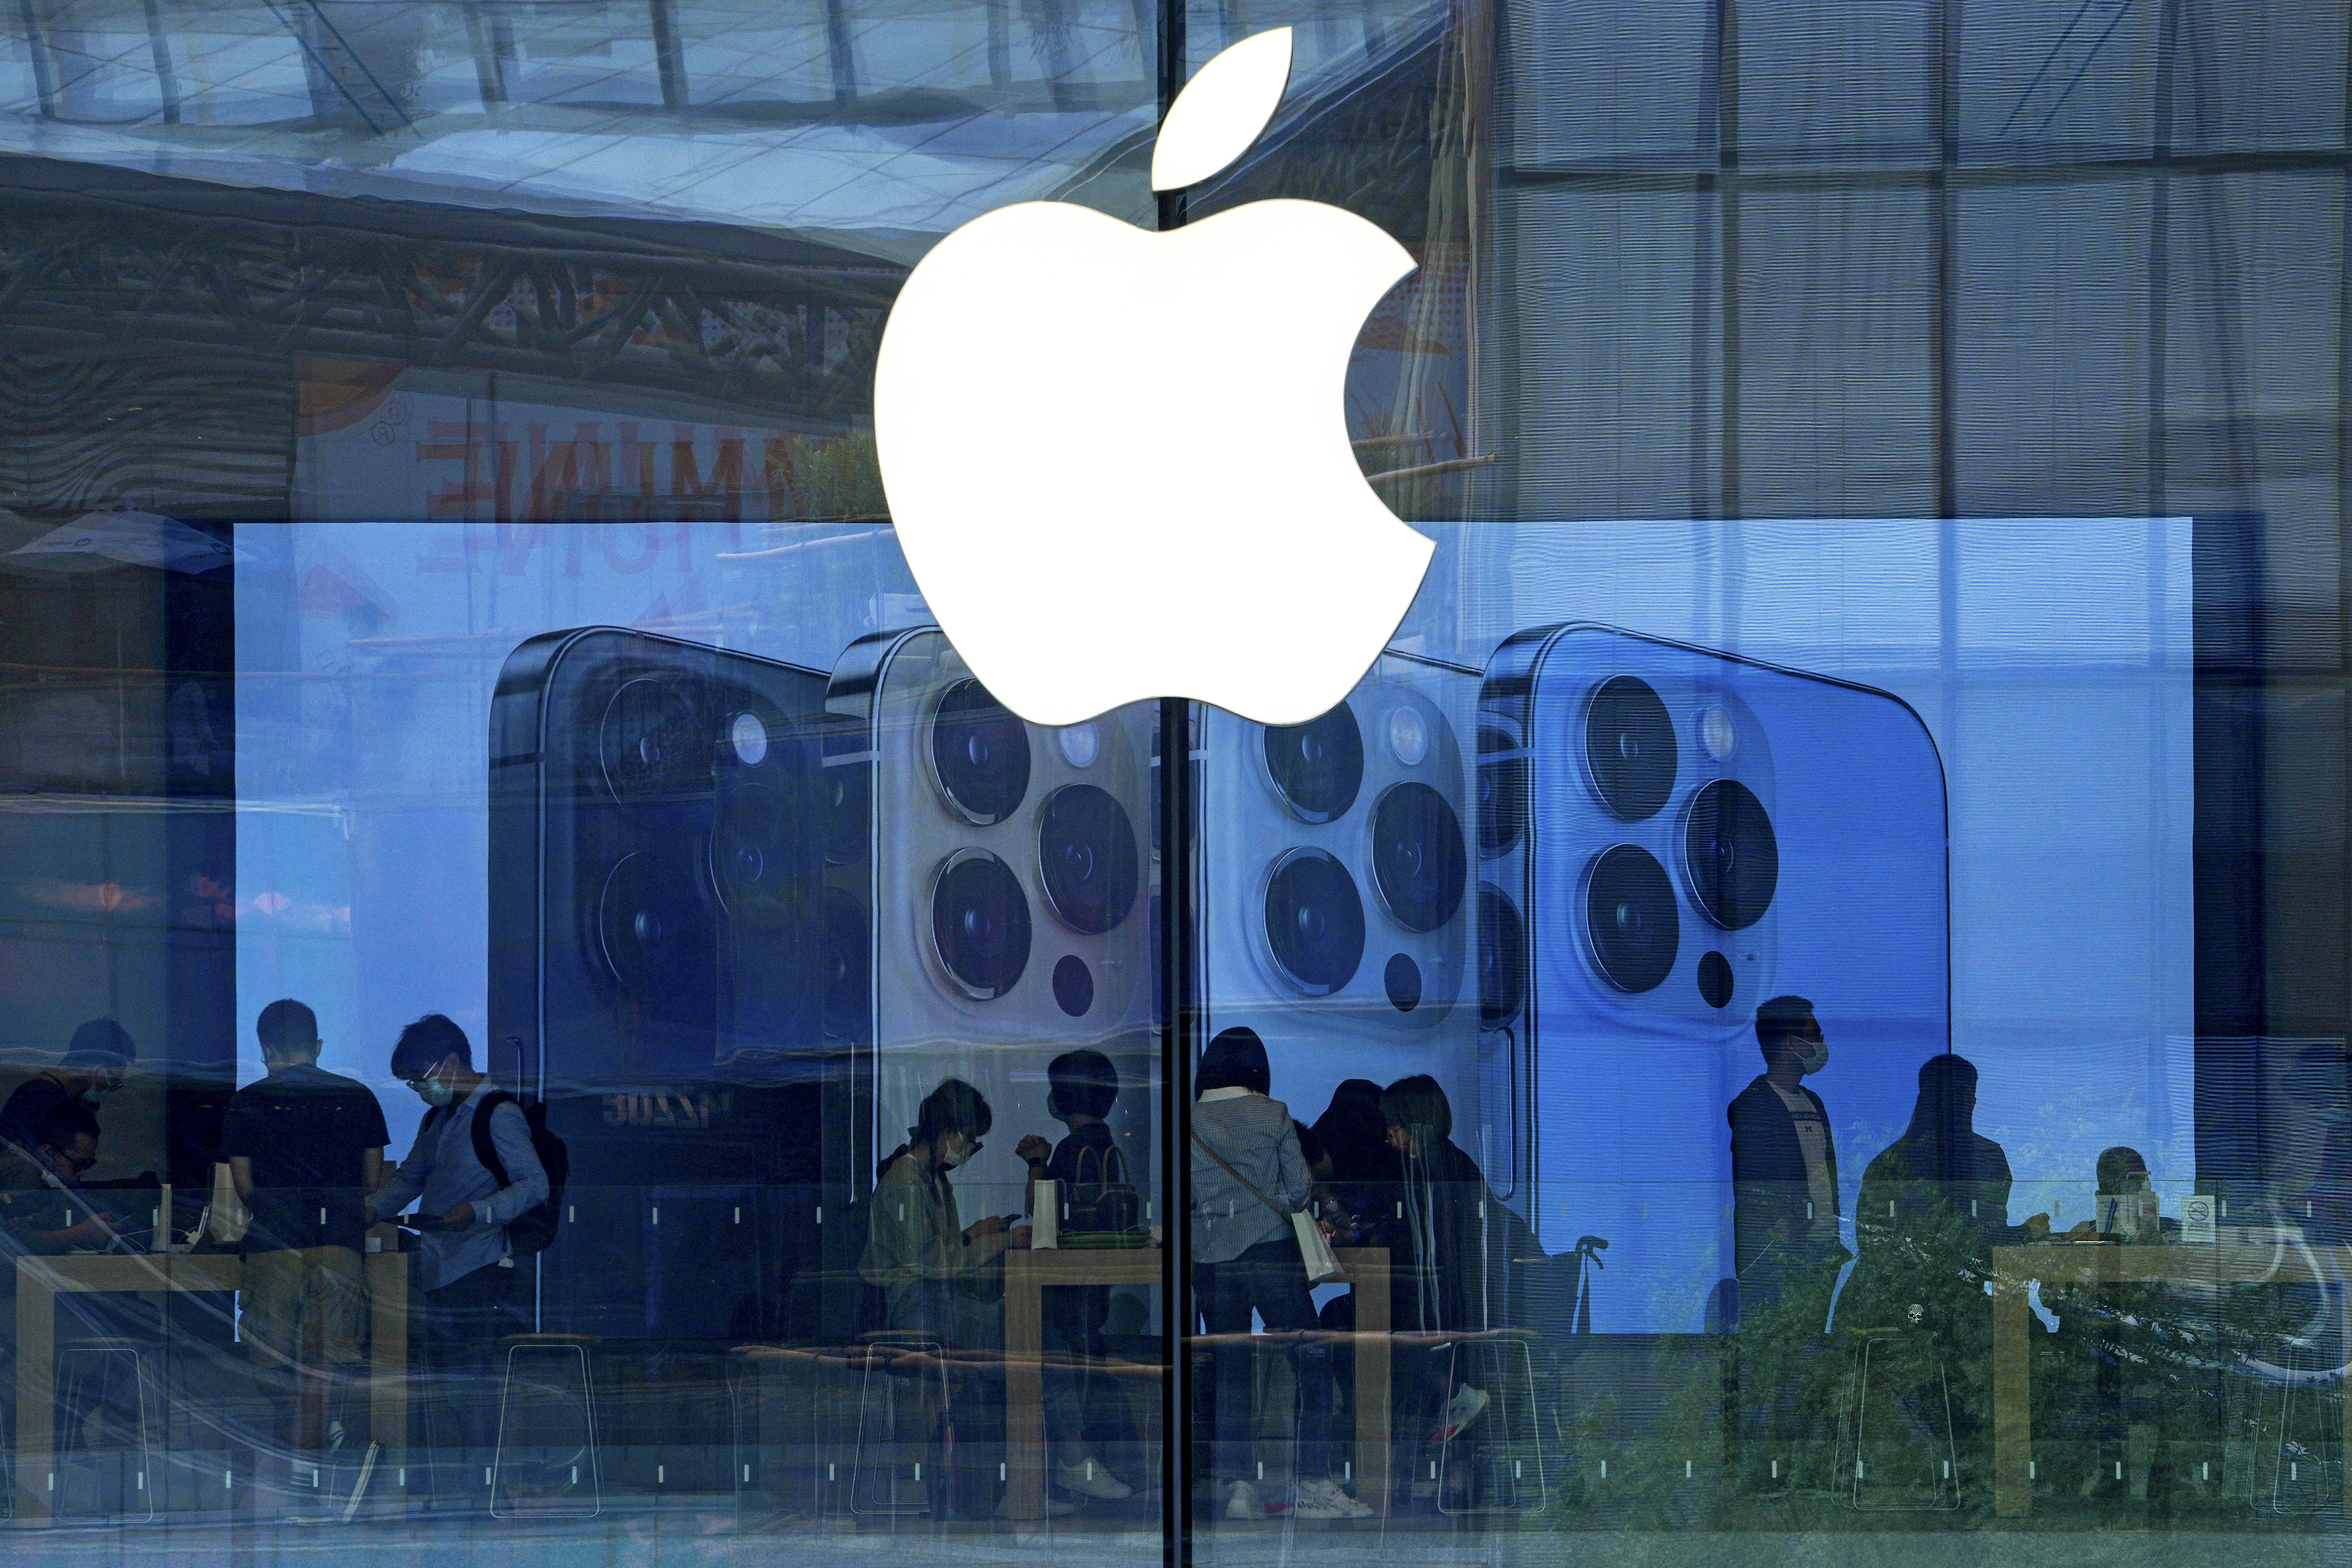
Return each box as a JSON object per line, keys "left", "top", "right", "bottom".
{"left": 873, "top": 27, "right": 1434, "bottom": 728}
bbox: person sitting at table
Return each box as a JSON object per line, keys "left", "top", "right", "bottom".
{"left": 0, "top": 1102, "right": 122, "bottom": 1255}
{"left": 0, "top": 1102, "right": 140, "bottom": 1476}
{"left": 219, "top": 998, "right": 389, "bottom": 1456}
{"left": 1379, "top": 1074, "right": 1534, "bottom": 1501}
{"left": 0, "top": 1019, "right": 135, "bottom": 1160}
{"left": 2091, "top": 1146, "right": 2176, "bottom": 1240}
{"left": 1857, "top": 1054, "right": 2071, "bottom": 1260}
{"left": 1311, "top": 1079, "right": 1397, "bottom": 1246}
{"left": 864, "top": 1077, "right": 1127, "bottom": 1518}
{"left": 1190, "top": 1029, "right": 1370, "bottom": 1523}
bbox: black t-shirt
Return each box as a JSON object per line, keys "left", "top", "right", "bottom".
{"left": 217, "top": 1064, "right": 390, "bottom": 1255}
{"left": 0, "top": 1075, "right": 78, "bottom": 1153}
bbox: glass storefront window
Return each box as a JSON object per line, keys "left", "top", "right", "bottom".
{"left": 0, "top": 0, "right": 2347, "bottom": 1559}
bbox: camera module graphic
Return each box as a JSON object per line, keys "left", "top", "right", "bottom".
{"left": 1480, "top": 624, "right": 1948, "bottom": 1332}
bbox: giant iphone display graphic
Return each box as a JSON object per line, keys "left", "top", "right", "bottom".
{"left": 235, "top": 516, "right": 2192, "bottom": 1346}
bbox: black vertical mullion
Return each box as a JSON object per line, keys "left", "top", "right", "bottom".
{"left": 2151, "top": 0, "right": 2177, "bottom": 522}
{"left": 1933, "top": 0, "right": 1957, "bottom": 525}
{"left": 1155, "top": 13, "right": 1192, "bottom": 1563}
{"left": 1718, "top": 0, "right": 1740, "bottom": 523}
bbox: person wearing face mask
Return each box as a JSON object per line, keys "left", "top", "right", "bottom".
{"left": 863, "top": 1078, "right": 1124, "bottom": 1516}
{"left": 1015, "top": 1051, "right": 1142, "bottom": 1493}
{"left": 367, "top": 1013, "right": 547, "bottom": 1498}
{"left": 1727, "top": 995, "right": 1851, "bottom": 1319}
{"left": 0, "top": 1019, "right": 135, "bottom": 1160}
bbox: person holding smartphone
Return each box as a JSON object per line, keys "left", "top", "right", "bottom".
{"left": 0, "top": 1102, "right": 122, "bottom": 1253}
{"left": 368, "top": 1013, "right": 547, "bottom": 1499}
{"left": 863, "top": 1078, "right": 1124, "bottom": 1517}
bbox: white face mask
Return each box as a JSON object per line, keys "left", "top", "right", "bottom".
{"left": 416, "top": 1071, "right": 454, "bottom": 1107}
{"left": 1793, "top": 1037, "right": 1830, "bottom": 1076}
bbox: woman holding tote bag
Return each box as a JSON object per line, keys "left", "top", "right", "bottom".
{"left": 1188, "top": 1028, "right": 1372, "bottom": 1523}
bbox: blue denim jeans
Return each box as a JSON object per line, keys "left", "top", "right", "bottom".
{"left": 1194, "top": 1234, "right": 1335, "bottom": 1486}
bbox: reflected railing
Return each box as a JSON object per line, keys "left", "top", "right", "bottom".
{"left": 8, "top": 1177, "right": 2348, "bottom": 1531}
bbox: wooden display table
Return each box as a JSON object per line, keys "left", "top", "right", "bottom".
{"left": 1990, "top": 1239, "right": 2352, "bottom": 1517}
{"left": 14, "top": 1239, "right": 411, "bottom": 1525}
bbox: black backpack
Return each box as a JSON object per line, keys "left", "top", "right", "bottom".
{"left": 429, "top": 1090, "right": 568, "bottom": 1255}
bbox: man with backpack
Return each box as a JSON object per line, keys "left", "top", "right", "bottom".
{"left": 370, "top": 1014, "right": 551, "bottom": 1485}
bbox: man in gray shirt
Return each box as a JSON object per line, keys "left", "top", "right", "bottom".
{"left": 370, "top": 1014, "right": 548, "bottom": 1482}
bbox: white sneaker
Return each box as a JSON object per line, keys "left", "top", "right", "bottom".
{"left": 1291, "top": 1478, "right": 1374, "bottom": 1519}
{"left": 1223, "top": 1479, "right": 1263, "bottom": 1520}
{"left": 1431, "top": 1385, "right": 1490, "bottom": 1443}
{"left": 1056, "top": 1456, "right": 1133, "bottom": 1500}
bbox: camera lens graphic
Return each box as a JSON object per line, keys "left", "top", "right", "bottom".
{"left": 597, "top": 849, "right": 713, "bottom": 999}
{"left": 1263, "top": 702, "right": 1363, "bottom": 823}
{"left": 930, "top": 679, "right": 1031, "bottom": 824}
{"left": 710, "top": 782, "right": 779, "bottom": 909}
{"left": 1584, "top": 844, "right": 1679, "bottom": 993}
{"left": 600, "top": 677, "right": 706, "bottom": 802}
{"left": 822, "top": 887, "right": 867, "bottom": 1041}
{"left": 930, "top": 849, "right": 1031, "bottom": 999}
{"left": 1476, "top": 722, "right": 1526, "bottom": 857}
{"left": 1697, "top": 949, "right": 1735, "bottom": 1009}
{"left": 1037, "top": 784, "right": 1140, "bottom": 935}
{"left": 1264, "top": 847, "right": 1366, "bottom": 995}
{"left": 1478, "top": 883, "right": 1527, "bottom": 1028}
{"left": 1384, "top": 953, "right": 1422, "bottom": 1012}
{"left": 1371, "top": 782, "right": 1467, "bottom": 933}
{"left": 1583, "top": 676, "right": 1677, "bottom": 821}
{"left": 712, "top": 776, "right": 812, "bottom": 926}
{"left": 823, "top": 756, "right": 866, "bottom": 868}
{"left": 1053, "top": 954, "right": 1095, "bottom": 1018}
{"left": 1683, "top": 779, "right": 1778, "bottom": 930}
{"left": 1386, "top": 706, "right": 1430, "bottom": 765}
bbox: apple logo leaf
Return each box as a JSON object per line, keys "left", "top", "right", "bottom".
{"left": 1151, "top": 28, "right": 1293, "bottom": 194}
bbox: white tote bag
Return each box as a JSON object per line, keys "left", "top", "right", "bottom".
{"left": 1189, "top": 1128, "right": 1343, "bottom": 1285}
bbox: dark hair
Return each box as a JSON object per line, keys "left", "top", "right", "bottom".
{"left": 2097, "top": 1146, "right": 2146, "bottom": 1192}
{"left": 35, "top": 1100, "right": 100, "bottom": 1152}
{"left": 1899, "top": 1053, "right": 1981, "bottom": 1175}
{"left": 60, "top": 1018, "right": 135, "bottom": 1071}
{"left": 1196, "top": 1027, "right": 1270, "bottom": 1097}
{"left": 1047, "top": 1049, "right": 1119, "bottom": 1120}
{"left": 1379, "top": 1074, "right": 1453, "bottom": 1154}
{"left": 913, "top": 1078, "right": 993, "bottom": 1148}
{"left": 1918, "top": 1052, "right": 1977, "bottom": 1095}
{"left": 1753, "top": 995, "right": 1818, "bottom": 1060}
{"left": 389, "top": 1014, "right": 471, "bottom": 1080}
{"left": 256, "top": 998, "right": 320, "bottom": 1059}
{"left": 1311, "top": 1079, "right": 1393, "bottom": 1185}
{"left": 876, "top": 1079, "right": 995, "bottom": 1180}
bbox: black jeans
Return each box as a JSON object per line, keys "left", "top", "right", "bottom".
{"left": 415, "top": 1262, "right": 520, "bottom": 1469}
{"left": 1194, "top": 1234, "right": 1335, "bottom": 1488}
